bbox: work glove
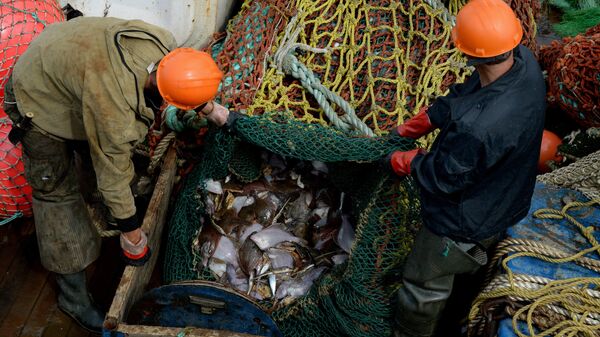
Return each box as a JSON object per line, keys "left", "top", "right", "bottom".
{"left": 115, "top": 214, "right": 151, "bottom": 266}
{"left": 120, "top": 230, "right": 151, "bottom": 267}
{"left": 393, "top": 107, "right": 436, "bottom": 139}
{"left": 386, "top": 148, "right": 426, "bottom": 176}
{"left": 197, "top": 101, "right": 230, "bottom": 127}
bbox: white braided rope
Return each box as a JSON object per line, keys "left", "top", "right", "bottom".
{"left": 423, "top": 0, "right": 456, "bottom": 25}
{"left": 537, "top": 149, "right": 600, "bottom": 201}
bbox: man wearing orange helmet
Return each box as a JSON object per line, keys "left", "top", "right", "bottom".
{"left": 4, "top": 17, "right": 227, "bottom": 334}
{"left": 385, "top": 0, "right": 546, "bottom": 336}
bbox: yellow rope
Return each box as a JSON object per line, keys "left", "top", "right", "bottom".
{"left": 249, "top": 0, "right": 470, "bottom": 141}
{"left": 469, "top": 199, "right": 600, "bottom": 337}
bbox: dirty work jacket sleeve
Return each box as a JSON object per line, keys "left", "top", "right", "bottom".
{"left": 82, "top": 70, "right": 143, "bottom": 220}
{"left": 411, "top": 126, "right": 485, "bottom": 196}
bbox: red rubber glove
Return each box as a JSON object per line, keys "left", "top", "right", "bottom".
{"left": 120, "top": 230, "right": 151, "bottom": 266}
{"left": 389, "top": 149, "right": 426, "bottom": 176}
{"left": 396, "top": 107, "right": 435, "bottom": 139}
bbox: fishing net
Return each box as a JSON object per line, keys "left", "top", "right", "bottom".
{"left": 0, "top": 0, "right": 64, "bottom": 220}
{"left": 504, "top": 0, "right": 541, "bottom": 54}
{"left": 540, "top": 25, "right": 600, "bottom": 128}
{"left": 0, "top": 0, "right": 64, "bottom": 117}
{"left": 0, "top": 121, "right": 31, "bottom": 220}
{"left": 163, "top": 0, "right": 541, "bottom": 336}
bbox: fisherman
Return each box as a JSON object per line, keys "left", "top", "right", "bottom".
{"left": 384, "top": 0, "right": 546, "bottom": 335}
{"left": 4, "top": 17, "right": 228, "bottom": 334}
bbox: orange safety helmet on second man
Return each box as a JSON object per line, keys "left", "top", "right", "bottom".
{"left": 156, "top": 48, "right": 223, "bottom": 110}
{"left": 451, "top": 0, "right": 523, "bottom": 58}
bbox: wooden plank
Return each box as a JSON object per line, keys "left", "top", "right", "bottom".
{"left": 0, "top": 259, "right": 49, "bottom": 337}
{"left": 105, "top": 147, "right": 178, "bottom": 329}
{"left": 41, "top": 308, "right": 78, "bottom": 337}
{"left": 65, "top": 323, "right": 90, "bottom": 337}
{"left": 117, "top": 324, "right": 258, "bottom": 337}
{"left": 18, "top": 275, "right": 54, "bottom": 337}
{"left": 0, "top": 223, "right": 22, "bottom": 286}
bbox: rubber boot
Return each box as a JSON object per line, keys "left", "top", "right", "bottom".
{"left": 55, "top": 271, "right": 105, "bottom": 334}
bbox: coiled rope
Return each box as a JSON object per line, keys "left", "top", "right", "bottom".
{"left": 469, "top": 199, "right": 600, "bottom": 337}
{"left": 538, "top": 149, "right": 600, "bottom": 201}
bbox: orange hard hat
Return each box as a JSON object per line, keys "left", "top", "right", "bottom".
{"left": 451, "top": 0, "right": 523, "bottom": 58}
{"left": 538, "top": 130, "right": 563, "bottom": 173}
{"left": 156, "top": 48, "right": 223, "bottom": 110}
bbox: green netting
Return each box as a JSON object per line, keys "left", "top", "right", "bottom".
{"left": 164, "top": 113, "right": 420, "bottom": 337}
{"left": 161, "top": 0, "right": 476, "bottom": 334}
{"left": 234, "top": 113, "right": 415, "bottom": 162}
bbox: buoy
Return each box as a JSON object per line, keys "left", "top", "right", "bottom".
{"left": 0, "top": 0, "right": 64, "bottom": 219}
{"left": 538, "top": 130, "right": 563, "bottom": 173}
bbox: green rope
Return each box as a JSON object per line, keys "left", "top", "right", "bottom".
{"left": 0, "top": 211, "right": 23, "bottom": 226}
{"left": 274, "top": 15, "right": 375, "bottom": 137}
{"left": 0, "top": 4, "right": 48, "bottom": 26}
{"left": 164, "top": 105, "right": 207, "bottom": 132}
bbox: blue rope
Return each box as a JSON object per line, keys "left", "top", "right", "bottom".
{"left": 0, "top": 211, "right": 23, "bottom": 226}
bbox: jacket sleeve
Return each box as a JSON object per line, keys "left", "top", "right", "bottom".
{"left": 426, "top": 84, "right": 461, "bottom": 128}
{"left": 411, "top": 126, "right": 486, "bottom": 196}
{"left": 81, "top": 71, "right": 146, "bottom": 220}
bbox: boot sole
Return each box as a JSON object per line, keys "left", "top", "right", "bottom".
{"left": 57, "top": 305, "right": 103, "bottom": 335}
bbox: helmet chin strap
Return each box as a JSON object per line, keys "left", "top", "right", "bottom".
{"left": 144, "top": 85, "right": 163, "bottom": 111}
{"left": 466, "top": 48, "right": 515, "bottom": 66}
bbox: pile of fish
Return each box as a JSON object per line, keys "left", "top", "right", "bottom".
{"left": 193, "top": 153, "right": 355, "bottom": 306}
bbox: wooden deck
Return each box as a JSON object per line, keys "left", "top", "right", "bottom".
{"left": 0, "top": 219, "right": 127, "bottom": 337}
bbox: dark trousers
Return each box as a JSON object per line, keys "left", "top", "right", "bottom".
{"left": 4, "top": 76, "right": 100, "bottom": 274}
{"left": 393, "top": 226, "right": 499, "bottom": 337}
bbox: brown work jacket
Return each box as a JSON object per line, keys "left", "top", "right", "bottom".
{"left": 12, "top": 17, "right": 177, "bottom": 220}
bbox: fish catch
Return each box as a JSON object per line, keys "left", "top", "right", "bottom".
{"left": 194, "top": 153, "right": 355, "bottom": 307}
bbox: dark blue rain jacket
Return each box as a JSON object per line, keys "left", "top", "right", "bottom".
{"left": 411, "top": 45, "right": 546, "bottom": 242}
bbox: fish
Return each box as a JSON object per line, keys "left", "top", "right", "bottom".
{"left": 312, "top": 225, "right": 337, "bottom": 251}
{"left": 335, "top": 214, "right": 355, "bottom": 254}
{"left": 217, "top": 209, "right": 252, "bottom": 236}
{"left": 285, "top": 191, "right": 312, "bottom": 229}
{"left": 208, "top": 259, "right": 227, "bottom": 278}
{"left": 250, "top": 225, "right": 307, "bottom": 250}
{"left": 238, "top": 197, "right": 277, "bottom": 223}
{"left": 332, "top": 254, "right": 349, "bottom": 265}
{"left": 275, "top": 266, "right": 327, "bottom": 300}
{"left": 226, "top": 264, "right": 248, "bottom": 293}
{"left": 232, "top": 195, "right": 255, "bottom": 215}
{"left": 212, "top": 235, "right": 239, "bottom": 268}
{"left": 311, "top": 161, "right": 329, "bottom": 175}
{"left": 196, "top": 219, "right": 221, "bottom": 267}
{"left": 238, "top": 222, "right": 264, "bottom": 243}
{"left": 205, "top": 178, "right": 223, "bottom": 194}
{"left": 268, "top": 274, "right": 277, "bottom": 297}
{"left": 239, "top": 239, "right": 265, "bottom": 276}
{"left": 266, "top": 247, "right": 295, "bottom": 269}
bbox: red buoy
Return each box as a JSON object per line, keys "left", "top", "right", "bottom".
{"left": 0, "top": 122, "right": 32, "bottom": 217}
{"left": 0, "top": 0, "right": 65, "bottom": 117}
{"left": 0, "top": 1, "right": 64, "bottom": 219}
{"left": 538, "top": 130, "right": 563, "bottom": 173}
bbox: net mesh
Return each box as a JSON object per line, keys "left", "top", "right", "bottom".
{"left": 163, "top": 0, "right": 541, "bottom": 335}
{"left": 540, "top": 24, "right": 600, "bottom": 128}
{"left": 0, "top": 122, "right": 31, "bottom": 218}
{"left": 0, "top": 0, "right": 64, "bottom": 117}
{"left": 0, "top": 0, "right": 64, "bottom": 219}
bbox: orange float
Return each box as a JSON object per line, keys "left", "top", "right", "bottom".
{"left": 538, "top": 130, "right": 563, "bottom": 173}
